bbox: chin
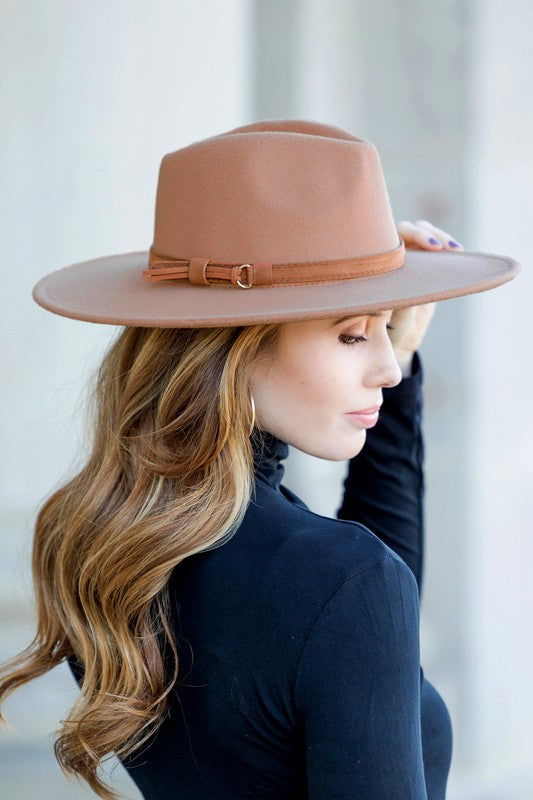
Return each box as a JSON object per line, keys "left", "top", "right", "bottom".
{"left": 345, "top": 434, "right": 366, "bottom": 460}
{"left": 289, "top": 427, "right": 367, "bottom": 462}
{"left": 325, "top": 431, "right": 367, "bottom": 462}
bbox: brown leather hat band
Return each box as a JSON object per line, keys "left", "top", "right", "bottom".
{"left": 142, "top": 238, "right": 406, "bottom": 288}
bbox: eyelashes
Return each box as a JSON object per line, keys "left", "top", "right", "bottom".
{"left": 339, "top": 324, "right": 395, "bottom": 346}
{"left": 339, "top": 334, "right": 368, "bottom": 344}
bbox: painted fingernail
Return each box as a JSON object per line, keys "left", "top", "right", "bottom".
{"left": 428, "top": 237, "right": 441, "bottom": 245}
{"left": 448, "top": 240, "right": 462, "bottom": 248}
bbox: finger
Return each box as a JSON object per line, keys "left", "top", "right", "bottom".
{"left": 414, "top": 219, "right": 464, "bottom": 249}
{"left": 397, "top": 219, "right": 444, "bottom": 249}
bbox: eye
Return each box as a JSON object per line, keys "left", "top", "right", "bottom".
{"left": 339, "top": 333, "right": 367, "bottom": 345}
{"left": 339, "top": 324, "right": 394, "bottom": 346}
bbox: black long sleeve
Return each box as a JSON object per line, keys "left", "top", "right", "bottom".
{"left": 337, "top": 350, "right": 425, "bottom": 597}
{"left": 65, "top": 371, "right": 454, "bottom": 799}
{"left": 295, "top": 553, "right": 428, "bottom": 798}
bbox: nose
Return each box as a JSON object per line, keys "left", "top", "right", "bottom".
{"left": 364, "top": 337, "right": 403, "bottom": 389}
{"left": 384, "top": 360, "right": 403, "bottom": 388}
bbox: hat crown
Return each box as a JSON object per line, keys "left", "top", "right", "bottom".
{"left": 152, "top": 119, "right": 400, "bottom": 264}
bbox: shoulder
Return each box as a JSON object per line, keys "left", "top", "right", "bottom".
{"left": 246, "top": 478, "right": 415, "bottom": 596}
{"left": 169, "top": 479, "right": 419, "bottom": 675}
{"left": 294, "top": 551, "right": 421, "bottom": 721}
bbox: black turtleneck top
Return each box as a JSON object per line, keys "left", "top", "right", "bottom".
{"left": 67, "top": 350, "right": 453, "bottom": 799}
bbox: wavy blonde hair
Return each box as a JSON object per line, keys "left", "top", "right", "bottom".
{"left": 0, "top": 321, "right": 280, "bottom": 799}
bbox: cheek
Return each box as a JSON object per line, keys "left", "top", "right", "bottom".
{"left": 271, "top": 341, "right": 368, "bottom": 459}
{"left": 276, "top": 342, "right": 347, "bottom": 412}
{"left": 252, "top": 332, "right": 369, "bottom": 457}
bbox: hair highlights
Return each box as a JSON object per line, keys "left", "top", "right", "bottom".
{"left": 0, "top": 322, "right": 279, "bottom": 799}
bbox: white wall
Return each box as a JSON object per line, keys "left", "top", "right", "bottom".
{"left": 1, "top": 0, "right": 252, "bottom": 511}
{"left": 0, "top": 1, "right": 251, "bottom": 796}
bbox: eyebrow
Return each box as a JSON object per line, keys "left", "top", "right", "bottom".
{"left": 329, "top": 312, "right": 384, "bottom": 327}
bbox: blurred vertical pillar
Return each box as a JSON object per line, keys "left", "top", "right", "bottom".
{"left": 462, "top": 0, "right": 533, "bottom": 793}
{"left": 252, "top": 0, "right": 532, "bottom": 794}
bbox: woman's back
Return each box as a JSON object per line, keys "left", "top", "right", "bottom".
{"left": 69, "top": 351, "right": 453, "bottom": 798}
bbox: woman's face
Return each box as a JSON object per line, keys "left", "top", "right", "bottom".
{"left": 250, "top": 310, "right": 403, "bottom": 461}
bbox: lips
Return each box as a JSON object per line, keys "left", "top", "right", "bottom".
{"left": 345, "top": 406, "right": 381, "bottom": 429}
{"left": 350, "top": 405, "right": 382, "bottom": 414}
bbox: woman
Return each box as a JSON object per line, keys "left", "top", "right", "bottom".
{"left": 0, "top": 119, "right": 521, "bottom": 799}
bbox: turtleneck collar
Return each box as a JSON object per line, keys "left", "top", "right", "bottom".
{"left": 251, "top": 430, "right": 289, "bottom": 490}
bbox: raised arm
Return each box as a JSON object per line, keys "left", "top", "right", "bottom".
{"left": 336, "top": 350, "right": 425, "bottom": 597}
{"left": 295, "top": 553, "right": 428, "bottom": 798}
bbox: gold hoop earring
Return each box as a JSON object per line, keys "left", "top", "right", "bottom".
{"left": 249, "top": 393, "right": 256, "bottom": 436}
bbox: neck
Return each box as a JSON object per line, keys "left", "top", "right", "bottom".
{"left": 251, "top": 430, "right": 289, "bottom": 490}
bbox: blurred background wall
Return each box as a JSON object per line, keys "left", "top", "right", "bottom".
{"left": 1, "top": 1, "right": 531, "bottom": 797}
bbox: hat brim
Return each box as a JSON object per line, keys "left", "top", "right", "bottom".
{"left": 32, "top": 249, "right": 521, "bottom": 327}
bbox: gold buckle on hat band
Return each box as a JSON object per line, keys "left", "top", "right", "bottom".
{"left": 235, "top": 264, "right": 253, "bottom": 289}
{"left": 142, "top": 238, "right": 406, "bottom": 289}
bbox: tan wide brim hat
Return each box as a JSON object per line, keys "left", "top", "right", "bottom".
{"left": 32, "top": 119, "right": 522, "bottom": 328}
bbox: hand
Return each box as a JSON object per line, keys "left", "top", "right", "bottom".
{"left": 390, "top": 219, "right": 464, "bottom": 368}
